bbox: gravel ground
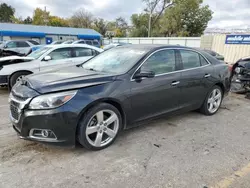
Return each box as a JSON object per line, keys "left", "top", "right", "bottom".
{"left": 0, "top": 87, "right": 250, "bottom": 188}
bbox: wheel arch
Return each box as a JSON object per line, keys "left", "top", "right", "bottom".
{"left": 8, "top": 70, "right": 34, "bottom": 87}
{"left": 214, "top": 82, "right": 225, "bottom": 95}
{"left": 76, "top": 98, "right": 127, "bottom": 132}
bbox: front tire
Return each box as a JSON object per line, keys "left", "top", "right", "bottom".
{"left": 77, "top": 103, "right": 122, "bottom": 150}
{"left": 200, "top": 86, "right": 223, "bottom": 116}
{"left": 9, "top": 71, "right": 31, "bottom": 88}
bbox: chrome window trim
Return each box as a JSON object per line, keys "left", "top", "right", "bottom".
{"left": 130, "top": 48, "right": 212, "bottom": 81}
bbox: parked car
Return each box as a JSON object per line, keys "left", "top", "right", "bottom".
{"left": 50, "top": 41, "right": 64, "bottom": 45}
{"left": 199, "top": 49, "right": 225, "bottom": 61}
{"left": 230, "top": 56, "right": 250, "bottom": 94}
{"left": 103, "top": 42, "right": 131, "bottom": 51}
{"left": 72, "top": 40, "right": 101, "bottom": 48}
{"left": 62, "top": 40, "right": 74, "bottom": 44}
{"left": 9, "top": 45, "right": 230, "bottom": 150}
{"left": 0, "top": 40, "right": 39, "bottom": 55}
{"left": 0, "top": 44, "right": 103, "bottom": 87}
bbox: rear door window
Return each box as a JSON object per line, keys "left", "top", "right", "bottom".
{"left": 74, "top": 47, "right": 93, "bottom": 57}
{"left": 200, "top": 55, "right": 209, "bottom": 66}
{"left": 48, "top": 48, "right": 73, "bottom": 60}
{"left": 17, "top": 41, "right": 30, "bottom": 47}
{"left": 85, "top": 40, "right": 93, "bottom": 45}
{"left": 179, "top": 50, "right": 201, "bottom": 70}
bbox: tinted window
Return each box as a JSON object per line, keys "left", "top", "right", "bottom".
{"left": 48, "top": 48, "right": 72, "bottom": 60}
{"left": 141, "top": 50, "right": 176, "bottom": 75}
{"left": 74, "top": 47, "right": 93, "bottom": 57}
{"left": 6, "top": 41, "right": 17, "bottom": 48}
{"left": 17, "top": 41, "right": 30, "bottom": 47}
{"left": 180, "top": 50, "right": 200, "bottom": 69}
{"left": 92, "top": 50, "right": 100, "bottom": 56}
{"left": 78, "top": 41, "right": 86, "bottom": 44}
{"left": 200, "top": 55, "right": 209, "bottom": 66}
{"left": 86, "top": 40, "right": 93, "bottom": 45}
{"left": 28, "top": 40, "right": 39, "bottom": 45}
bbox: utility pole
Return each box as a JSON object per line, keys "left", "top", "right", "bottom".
{"left": 44, "top": 6, "right": 49, "bottom": 26}
{"left": 148, "top": 12, "right": 152, "bottom": 37}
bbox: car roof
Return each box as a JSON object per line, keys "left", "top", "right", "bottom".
{"left": 116, "top": 44, "right": 194, "bottom": 51}
{"left": 45, "top": 44, "right": 104, "bottom": 52}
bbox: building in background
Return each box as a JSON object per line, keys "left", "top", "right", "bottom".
{"left": 0, "top": 23, "right": 102, "bottom": 44}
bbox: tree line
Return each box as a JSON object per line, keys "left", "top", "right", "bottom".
{"left": 0, "top": 0, "right": 213, "bottom": 37}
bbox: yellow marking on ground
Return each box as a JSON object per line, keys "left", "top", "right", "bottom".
{"left": 212, "top": 162, "right": 250, "bottom": 188}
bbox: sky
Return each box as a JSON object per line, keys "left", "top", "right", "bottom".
{"left": 3, "top": 0, "right": 250, "bottom": 29}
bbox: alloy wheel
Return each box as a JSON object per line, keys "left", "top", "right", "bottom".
{"left": 16, "top": 75, "right": 24, "bottom": 83}
{"left": 207, "top": 88, "right": 222, "bottom": 114}
{"left": 85, "top": 109, "right": 119, "bottom": 147}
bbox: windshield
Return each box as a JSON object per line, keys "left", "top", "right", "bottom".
{"left": 27, "top": 47, "right": 52, "bottom": 59}
{"left": 82, "top": 47, "right": 147, "bottom": 74}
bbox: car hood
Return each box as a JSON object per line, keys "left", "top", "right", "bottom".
{"left": 24, "top": 66, "right": 116, "bottom": 94}
{"left": 0, "top": 56, "right": 35, "bottom": 67}
{"left": 0, "top": 56, "right": 34, "bottom": 62}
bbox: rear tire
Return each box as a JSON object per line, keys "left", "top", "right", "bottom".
{"left": 77, "top": 103, "right": 122, "bottom": 150}
{"left": 9, "top": 71, "right": 31, "bottom": 88}
{"left": 200, "top": 85, "right": 223, "bottom": 116}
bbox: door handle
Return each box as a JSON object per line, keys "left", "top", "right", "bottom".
{"left": 171, "top": 81, "right": 180, "bottom": 86}
{"left": 204, "top": 74, "right": 211, "bottom": 78}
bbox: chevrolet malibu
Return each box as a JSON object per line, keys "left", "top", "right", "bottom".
{"left": 9, "top": 45, "right": 231, "bottom": 150}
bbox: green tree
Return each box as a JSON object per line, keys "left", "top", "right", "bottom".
{"left": 69, "top": 8, "right": 93, "bottom": 28}
{"left": 23, "top": 16, "right": 33, "bottom": 24}
{"left": 160, "top": 0, "right": 213, "bottom": 36}
{"left": 0, "top": 3, "right": 15, "bottom": 22}
{"left": 130, "top": 13, "right": 149, "bottom": 37}
{"left": 10, "top": 16, "right": 23, "bottom": 24}
{"left": 114, "top": 17, "right": 128, "bottom": 37}
{"left": 49, "top": 16, "right": 69, "bottom": 27}
{"left": 92, "top": 18, "right": 108, "bottom": 36}
{"left": 142, "top": 0, "right": 173, "bottom": 36}
{"left": 130, "top": 13, "right": 161, "bottom": 37}
{"left": 32, "top": 8, "right": 50, "bottom": 25}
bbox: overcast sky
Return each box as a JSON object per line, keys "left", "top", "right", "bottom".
{"left": 3, "top": 0, "right": 250, "bottom": 29}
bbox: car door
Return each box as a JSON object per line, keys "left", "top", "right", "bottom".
{"left": 39, "top": 47, "right": 74, "bottom": 72}
{"left": 72, "top": 47, "right": 96, "bottom": 64}
{"left": 130, "top": 49, "right": 181, "bottom": 122}
{"left": 16, "top": 41, "right": 31, "bottom": 54}
{"left": 177, "top": 49, "right": 213, "bottom": 109}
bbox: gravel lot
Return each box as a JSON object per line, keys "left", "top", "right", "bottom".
{"left": 1, "top": 87, "right": 250, "bottom": 188}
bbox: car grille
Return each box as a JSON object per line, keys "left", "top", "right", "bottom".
{"left": 9, "top": 91, "right": 31, "bottom": 123}
{"left": 10, "top": 102, "right": 20, "bottom": 121}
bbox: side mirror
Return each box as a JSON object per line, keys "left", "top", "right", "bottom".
{"left": 44, "top": 55, "right": 52, "bottom": 61}
{"left": 134, "top": 70, "right": 155, "bottom": 79}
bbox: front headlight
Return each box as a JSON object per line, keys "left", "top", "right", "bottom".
{"left": 235, "top": 67, "right": 242, "bottom": 74}
{"left": 29, "top": 90, "right": 77, "bottom": 110}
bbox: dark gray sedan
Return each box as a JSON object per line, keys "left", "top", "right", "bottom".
{"left": 10, "top": 45, "right": 231, "bottom": 150}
